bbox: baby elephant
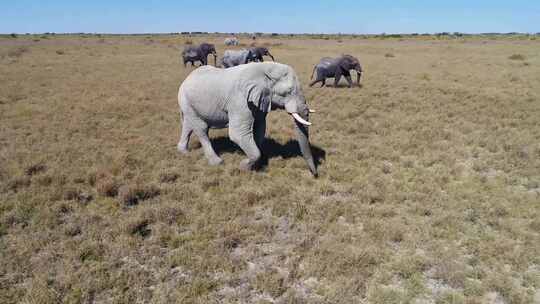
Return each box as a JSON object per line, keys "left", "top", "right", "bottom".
{"left": 248, "top": 47, "right": 275, "bottom": 62}
{"left": 310, "top": 55, "right": 363, "bottom": 88}
{"left": 178, "top": 62, "right": 318, "bottom": 177}
{"left": 220, "top": 49, "right": 253, "bottom": 68}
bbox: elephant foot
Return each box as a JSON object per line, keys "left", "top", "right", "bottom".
{"left": 239, "top": 158, "right": 256, "bottom": 171}
{"left": 208, "top": 156, "right": 224, "bottom": 166}
{"left": 177, "top": 143, "right": 189, "bottom": 154}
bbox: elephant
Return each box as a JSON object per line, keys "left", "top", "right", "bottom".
{"left": 248, "top": 47, "right": 275, "bottom": 62}
{"left": 177, "top": 62, "right": 318, "bottom": 177}
{"left": 182, "top": 43, "right": 217, "bottom": 67}
{"left": 220, "top": 49, "right": 254, "bottom": 68}
{"left": 309, "top": 55, "right": 363, "bottom": 88}
{"left": 224, "top": 37, "right": 239, "bottom": 46}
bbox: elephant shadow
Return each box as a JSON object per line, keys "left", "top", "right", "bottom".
{"left": 210, "top": 136, "right": 326, "bottom": 169}
{"left": 325, "top": 83, "right": 363, "bottom": 89}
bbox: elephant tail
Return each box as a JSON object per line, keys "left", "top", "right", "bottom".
{"left": 310, "top": 65, "right": 317, "bottom": 80}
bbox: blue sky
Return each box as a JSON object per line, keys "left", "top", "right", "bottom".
{"left": 1, "top": 1, "right": 539, "bottom": 34}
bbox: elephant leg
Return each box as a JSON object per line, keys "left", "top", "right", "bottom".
{"left": 229, "top": 121, "right": 261, "bottom": 171}
{"left": 321, "top": 79, "right": 326, "bottom": 87}
{"left": 177, "top": 117, "right": 193, "bottom": 153}
{"left": 334, "top": 70, "right": 343, "bottom": 87}
{"left": 345, "top": 75, "right": 353, "bottom": 88}
{"left": 192, "top": 121, "right": 223, "bottom": 166}
{"left": 253, "top": 116, "right": 266, "bottom": 150}
{"left": 309, "top": 79, "right": 321, "bottom": 87}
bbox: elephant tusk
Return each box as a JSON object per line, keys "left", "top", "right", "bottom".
{"left": 292, "top": 113, "right": 312, "bottom": 126}
{"left": 309, "top": 109, "right": 316, "bottom": 113}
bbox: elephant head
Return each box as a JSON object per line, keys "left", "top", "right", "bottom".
{"left": 200, "top": 43, "right": 217, "bottom": 65}
{"left": 246, "top": 63, "right": 317, "bottom": 176}
{"left": 339, "top": 54, "right": 363, "bottom": 85}
{"left": 259, "top": 47, "right": 275, "bottom": 61}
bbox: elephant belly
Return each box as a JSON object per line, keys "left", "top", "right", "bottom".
{"left": 200, "top": 110, "right": 229, "bottom": 129}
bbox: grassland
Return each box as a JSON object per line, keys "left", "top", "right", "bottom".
{"left": 1, "top": 34, "right": 539, "bottom": 303}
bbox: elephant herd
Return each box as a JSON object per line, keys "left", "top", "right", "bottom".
{"left": 178, "top": 40, "right": 364, "bottom": 177}
{"left": 182, "top": 43, "right": 275, "bottom": 68}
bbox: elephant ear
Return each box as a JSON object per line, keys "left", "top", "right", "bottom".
{"left": 338, "top": 58, "right": 350, "bottom": 72}
{"left": 246, "top": 84, "right": 272, "bottom": 113}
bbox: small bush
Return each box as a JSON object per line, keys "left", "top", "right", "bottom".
{"left": 63, "top": 188, "right": 93, "bottom": 204}
{"left": 159, "top": 171, "right": 179, "bottom": 183}
{"left": 385, "top": 53, "right": 395, "bottom": 58}
{"left": 184, "top": 39, "right": 193, "bottom": 45}
{"left": 155, "top": 206, "right": 185, "bottom": 225}
{"left": 25, "top": 163, "right": 46, "bottom": 176}
{"left": 6, "top": 176, "right": 31, "bottom": 192}
{"left": 508, "top": 54, "right": 525, "bottom": 60}
{"left": 56, "top": 50, "right": 65, "bottom": 55}
{"left": 7, "top": 47, "right": 29, "bottom": 58}
{"left": 95, "top": 173, "right": 120, "bottom": 197}
{"left": 10, "top": 33, "right": 17, "bottom": 38}
{"left": 118, "top": 183, "right": 160, "bottom": 206}
{"left": 125, "top": 217, "right": 151, "bottom": 237}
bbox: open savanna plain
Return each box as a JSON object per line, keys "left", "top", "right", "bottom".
{"left": 1, "top": 34, "right": 539, "bottom": 303}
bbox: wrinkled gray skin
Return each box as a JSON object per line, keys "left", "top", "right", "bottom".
{"left": 178, "top": 62, "right": 317, "bottom": 177}
{"left": 182, "top": 43, "right": 217, "bottom": 67}
{"left": 309, "top": 55, "right": 362, "bottom": 88}
{"left": 221, "top": 49, "right": 253, "bottom": 68}
{"left": 248, "top": 47, "right": 275, "bottom": 62}
{"left": 224, "top": 37, "right": 239, "bottom": 46}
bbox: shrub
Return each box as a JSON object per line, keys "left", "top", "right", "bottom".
{"left": 63, "top": 188, "right": 93, "bottom": 204}
{"left": 118, "top": 183, "right": 160, "bottom": 206}
{"left": 125, "top": 217, "right": 151, "bottom": 237}
{"left": 25, "top": 163, "right": 46, "bottom": 176}
{"left": 385, "top": 53, "right": 395, "bottom": 58}
{"left": 95, "top": 173, "right": 120, "bottom": 197}
{"left": 508, "top": 54, "right": 525, "bottom": 60}
{"left": 184, "top": 39, "right": 193, "bottom": 45}
{"left": 7, "top": 47, "right": 29, "bottom": 58}
{"left": 6, "top": 176, "right": 31, "bottom": 192}
{"left": 159, "top": 171, "right": 179, "bottom": 183}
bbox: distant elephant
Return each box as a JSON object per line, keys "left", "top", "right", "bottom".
{"left": 178, "top": 62, "right": 318, "bottom": 176}
{"left": 220, "top": 49, "right": 254, "bottom": 68}
{"left": 248, "top": 47, "right": 275, "bottom": 62}
{"left": 309, "top": 55, "right": 363, "bottom": 88}
{"left": 182, "top": 43, "right": 217, "bottom": 67}
{"left": 224, "top": 37, "right": 239, "bottom": 46}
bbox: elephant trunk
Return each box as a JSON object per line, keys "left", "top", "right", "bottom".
{"left": 213, "top": 52, "right": 217, "bottom": 66}
{"left": 355, "top": 65, "right": 363, "bottom": 86}
{"left": 268, "top": 52, "right": 275, "bottom": 61}
{"left": 293, "top": 117, "right": 318, "bottom": 177}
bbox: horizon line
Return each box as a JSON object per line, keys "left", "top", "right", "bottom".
{"left": 2, "top": 31, "right": 540, "bottom": 36}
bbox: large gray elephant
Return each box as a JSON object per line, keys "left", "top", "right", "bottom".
{"left": 182, "top": 43, "right": 217, "bottom": 67}
{"left": 248, "top": 47, "right": 275, "bottom": 62}
{"left": 178, "top": 62, "right": 318, "bottom": 176}
{"left": 220, "top": 49, "right": 253, "bottom": 68}
{"left": 309, "top": 55, "right": 363, "bottom": 88}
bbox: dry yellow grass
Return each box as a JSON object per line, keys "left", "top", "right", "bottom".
{"left": 1, "top": 34, "right": 539, "bottom": 303}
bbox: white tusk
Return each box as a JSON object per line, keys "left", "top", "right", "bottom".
{"left": 292, "top": 113, "right": 312, "bottom": 126}
{"left": 309, "top": 109, "right": 316, "bottom": 113}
